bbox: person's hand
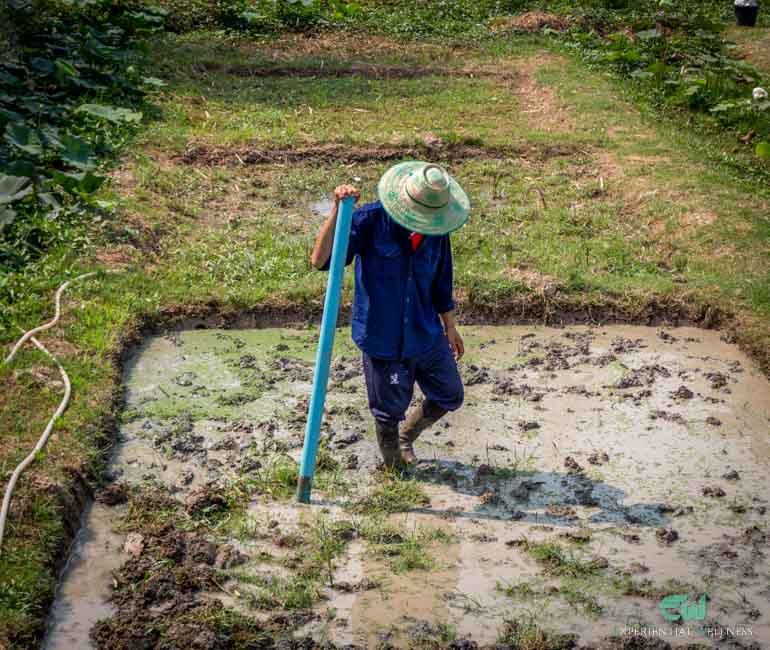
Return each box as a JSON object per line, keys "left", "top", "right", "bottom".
{"left": 334, "top": 184, "right": 360, "bottom": 206}
{"left": 446, "top": 326, "right": 465, "bottom": 361}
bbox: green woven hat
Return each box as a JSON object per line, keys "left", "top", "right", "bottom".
{"left": 377, "top": 161, "right": 470, "bottom": 236}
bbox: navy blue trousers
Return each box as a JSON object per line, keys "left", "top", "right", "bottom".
{"left": 362, "top": 336, "right": 464, "bottom": 425}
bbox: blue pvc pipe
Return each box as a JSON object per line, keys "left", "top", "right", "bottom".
{"left": 296, "top": 196, "right": 355, "bottom": 503}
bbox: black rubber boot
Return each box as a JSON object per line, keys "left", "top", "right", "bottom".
{"left": 398, "top": 400, "right": 447, "bottom": 464}
{"left": 375, "top": 420, "right": 403, "bottom": 469}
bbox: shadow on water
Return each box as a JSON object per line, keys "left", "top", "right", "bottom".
{"left": 405, "top": 459, "right": 670, "bottom": 528}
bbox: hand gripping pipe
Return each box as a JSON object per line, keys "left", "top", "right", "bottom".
{"left": 296, "top": 197, "right": 355, "bottom": 503}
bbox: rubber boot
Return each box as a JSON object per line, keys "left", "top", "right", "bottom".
{"left": 375, "top": 420, "right": 402, "bottom": 469}
{"left": 399, "top": 400, "right": 448, "bottom": 464}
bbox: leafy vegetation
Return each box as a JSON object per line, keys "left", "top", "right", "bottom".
{"left": 0, "top": 0, "right": 163, "bottom": 304}
{"left": 555, "top": 1, "right": 770, "bottom": 160}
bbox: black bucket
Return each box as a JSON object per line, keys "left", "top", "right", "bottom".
{"left": 735, "top": 5, "right": 759, "bottom": 26}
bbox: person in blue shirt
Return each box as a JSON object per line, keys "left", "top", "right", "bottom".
{"left": 311, "top": 161, "right": 471, "bottom": 468}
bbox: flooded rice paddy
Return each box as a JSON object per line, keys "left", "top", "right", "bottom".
{"left": 45, "top": 325, "right": 770, "bottom": 649}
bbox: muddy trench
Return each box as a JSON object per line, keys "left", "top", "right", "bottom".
{"left": 194, "top": 61, "right": 519, "bottom": 81}
{"left": 42, "top": 322, "right": 770, "bottom": 649}
{"left": 175, "top": 142, "right": 588, "bottom": 168}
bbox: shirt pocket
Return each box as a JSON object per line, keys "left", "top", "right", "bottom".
{"left": 374, "top": 240, "right": 401, "bottom": 259}
{"left": 372, "top": 239, "right": 402, "bottom": 283}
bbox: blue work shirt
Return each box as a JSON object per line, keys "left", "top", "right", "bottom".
{"left": 322, "top": 201, "right": 455, "bottom": 361}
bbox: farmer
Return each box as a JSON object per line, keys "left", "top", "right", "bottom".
{"left": 311, "top": 161, "right": 471, "bottom": 467}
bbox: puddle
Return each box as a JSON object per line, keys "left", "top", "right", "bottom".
{"left": 43, "top": 504, "right": 123, "bottom": 650}
{"left": 44, "top": 325, "right": 770, "bottom": 648}
{"left": 309, "top": 196, "right": 334, "bottom": 218}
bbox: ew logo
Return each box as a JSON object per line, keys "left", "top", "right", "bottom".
{"left": 390, "top": 373, "right": 399, "bottom": 385}
{"left": 659, "top": 594, "right": 707, "bottom": 622}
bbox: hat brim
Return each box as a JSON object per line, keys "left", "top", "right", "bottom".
{"left": 377, "top": 161, "right": 470, "bottom": 236}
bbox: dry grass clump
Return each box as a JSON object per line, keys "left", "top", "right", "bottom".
{"left": 491, "top": 11, "right": 572, "bottom": 34}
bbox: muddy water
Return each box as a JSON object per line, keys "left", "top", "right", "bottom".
{"left": 45, "top": 325, "right": 770, "bottom": 648}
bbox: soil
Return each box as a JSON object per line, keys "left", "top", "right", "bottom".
{"left": 490, "top": 11, "right": 572, "bottom": 34}
{"left": 176, "top": 142, "right": 586, "bottom": 168}
{"left": 44, "top": 324, "right": 770, "bottom": 649}
{"left": 196, "top": 61, "right": 519, "bottom": 81}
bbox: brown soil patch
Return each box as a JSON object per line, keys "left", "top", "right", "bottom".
{"left": 512, "top": 55, "right": 573, "bottom": 132}
{"left": 504, "top": 267, "right": 561, "bottom": 297}
{"left": 251, "top": 32, "right": 472, "bottom": 64}
{"left": 490, "top": 11, "right": 572, "bottom": 34}
{"left": 176, "top": 141, "right": 585, "bottom": 167}
{"left": 197, "top": 60, "right": 518, "bottom": 81}
{"left": 728, "top": 26, "right": 770, "bottom": 75}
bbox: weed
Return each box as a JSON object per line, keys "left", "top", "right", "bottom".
{"left": 498, "top": 613, "right": 575, "bottom": 650}
{"left": 348, "top": 472, "right": 430, "bottom": 516}
{"left": 249, "top": 455, "right": 300, "bottom": 500}
{"left": 521, "top": 539, "right": 605, "bottom": 579}
{"left": 560, "top": 582, "right": 603, "bottom": 617}
{"left": 356, "top": 516, "right": 453, "bottom": 573}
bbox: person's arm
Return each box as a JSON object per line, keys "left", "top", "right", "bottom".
{"left": 311, "top": 184, "right": 360, "bottom": 270}
{"left": 432, "top": 237, "right": 464, "bottom": 360}
{"left": 440, "top": 309, "right": 464, "bottom": 360}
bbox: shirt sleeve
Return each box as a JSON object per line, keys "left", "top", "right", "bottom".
{"left": 431, "top": 236, "right": 456, "bottom": 314}
{"left": 319, "top": 206, "right": 373, "bottom": 271}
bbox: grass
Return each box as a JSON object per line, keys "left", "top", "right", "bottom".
{"left": 347, "top": 471, "right": 431, "bottom": 515}
{"left": 498, "top": 614, "right": 576, "bottom": 650}
{"left": 728, "top": 25, "right": 770, "bottom": 75}
{"left": 521, "top": 540, "right": 604, "bottom": 579}
{"left": 2, "top": 21, "right": 770, "bottom": 647}
{"left": 356, "top": 515, "right": 454, "bottom": 573}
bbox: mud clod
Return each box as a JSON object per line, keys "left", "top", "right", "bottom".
{"left": 702, "top": 486, "right": 726, "bottom": 498}
{"left": 185, "top": 487, "right": 228, "bottom": 515}
{"left": 722, "top": 469, "right": 741, "bottom": 481}
{"left": 518, "top": 420, "right": 541, "bottom": 433}
{"left": 97, "top": 483, "right": 129, "bottom": 506}
{"left": 671, "top": 385, "right": 694, "bottom": 400}
{"left": 587, "top": 452, "right": 610, "bottom": 466}
{"left": 655, "top": 528, "right": 679, "bottom": 545}
{"left": 214, "top": 544, "right": 246, "bottom": 569}
{"left": 564, "top": 456, "right": 583, "bottom": 474}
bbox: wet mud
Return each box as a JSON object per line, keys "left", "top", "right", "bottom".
{"left": 44, "top": 325, "right": 770, "bottom": 649}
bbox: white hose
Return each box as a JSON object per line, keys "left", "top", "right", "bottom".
{"left": 0, "top": 272, "right": 99, "bottom": 552}
{"left": 3, "top": 272, "right": 97, "bottom": 365}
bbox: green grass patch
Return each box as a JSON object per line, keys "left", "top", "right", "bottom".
{"left": 347, "top": 472, "right": 430, "bottom": 515}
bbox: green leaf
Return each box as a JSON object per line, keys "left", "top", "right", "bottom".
{"left": 54, "top": 59, "right": 80, "bottom": 84}
{"left": 0, "top": 207, "right": 16, "bottom": 230}
{"left": 5, "top": 123, "right": 43, "bottom": 155}
{"left": 60, "top": 134, "right": 96, "bottom": 170}
{"left": 141, "top": 76, "right": 167, "bottom": 88}
{"left": 76, "top": 103, "right": 142, "bottom": 124}
{"left": 757, "top": 142, "right": 770, "bottom": 159}
{"left": 52, "top": 169, "right": 105, "bottom": 195}
{"left": 0, "top": 175, "right": 32, "bottom": 204}
{"left": 40, "top": 124, "right": 64, "bottom": 150}
{"left": 636, "top": 29, "right": 661, "bottom": 40}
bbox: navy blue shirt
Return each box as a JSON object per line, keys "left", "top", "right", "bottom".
{"left": 322, "top": 201, "right": 455, "bottom": 361}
